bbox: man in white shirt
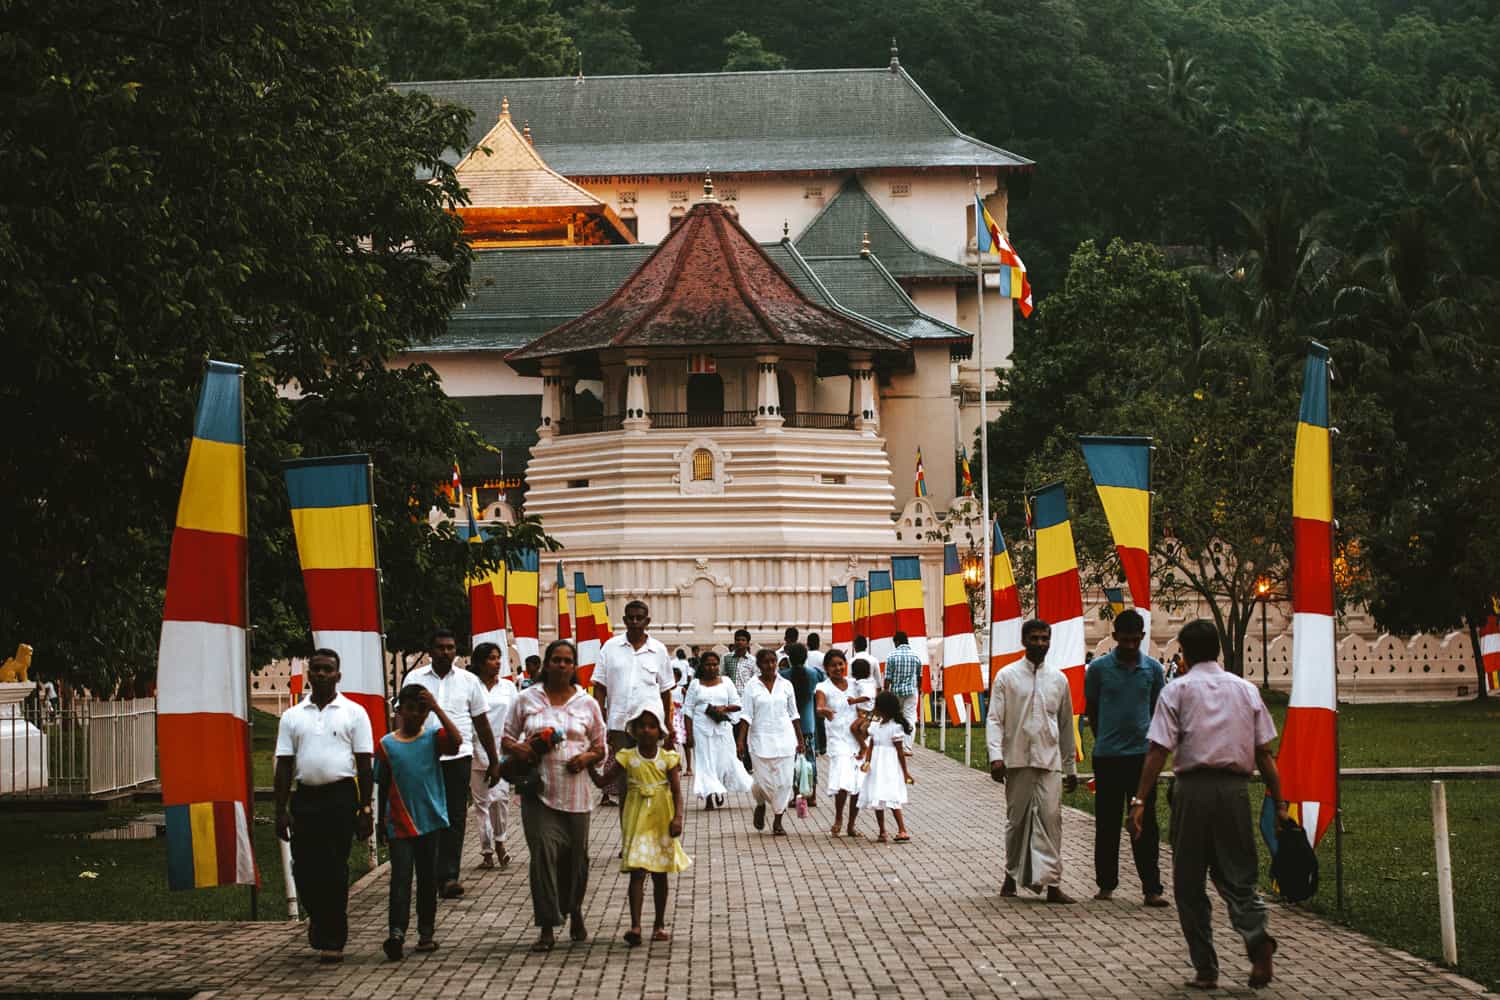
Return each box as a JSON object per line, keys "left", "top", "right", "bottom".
{"left": 595, "top": 600, "right": 674, "bottom": 805}
{"left": 274, "top": 649, "right": 374, "bottom": 963}
{"left": 404, "top": 628, "right": 501, "bottom": 899}
{"left": 987, "top": 619, "right": 1079, "bottom": 904}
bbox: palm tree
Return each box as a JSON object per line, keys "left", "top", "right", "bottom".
{"left": 1417, "top": 85, "right": 1500, "bottom": 209}
{"left": 1147, "top": 49, "right": 1213, "bottom": 125}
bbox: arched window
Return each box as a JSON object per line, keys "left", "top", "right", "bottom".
{"left": 691, "top": 448, "right": 713, "bottom": 481}
{"left": 686, "top": 373, "right": 724, "bottom": 426}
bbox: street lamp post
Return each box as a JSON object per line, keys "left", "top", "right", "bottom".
{"left": 1256, "top": 576, "right": 1272, "bottom": 690}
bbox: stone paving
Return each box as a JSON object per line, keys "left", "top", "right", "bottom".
{"left": 0, "top": 745, "right": 1492, "bottom": 999}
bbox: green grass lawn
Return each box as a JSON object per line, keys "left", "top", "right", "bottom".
{"left": 917, "top": 697, "right": 1500, "bottom": 991}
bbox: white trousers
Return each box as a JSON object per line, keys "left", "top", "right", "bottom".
{"left": 469, "top": 769, "right": 510, "bottom": 855}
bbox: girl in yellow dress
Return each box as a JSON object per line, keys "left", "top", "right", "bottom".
{"left": 589, "top": 708, "right": 691, "bottom": 945}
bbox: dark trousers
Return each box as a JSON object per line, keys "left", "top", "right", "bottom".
{"left": 437, "top": 757, "right": 471, "bottom": 883}
{"left": 1093, "top": 754, "right": 1163, "bottom": 896}
{"left": 387, "top": 831, "right": 439, "bottom": 942}
{"left": 1170, "top": 770, "right": 1272, "bottom": 980}
{"left": 522, "top": 799, "right": 591, "bottom": 927}
{"left": 290, "top": 779, "right": 357, "bottom": 952}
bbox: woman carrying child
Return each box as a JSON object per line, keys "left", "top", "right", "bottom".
{"left": 814, "top": 649, "right": 863, "bottom": 836}
{"left": 681, "top": 650, "right": 751, "bottom": 809}
{"left": 858, "top": 690, "right": 914, "bottom": 843}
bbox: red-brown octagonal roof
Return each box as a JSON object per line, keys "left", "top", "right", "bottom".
{"left": 507, "top": 199, "right": 908, "bottom": 361}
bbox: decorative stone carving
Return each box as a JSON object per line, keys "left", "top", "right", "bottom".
{"left": 672, "top": 437, "right": 732, "bottom": 495}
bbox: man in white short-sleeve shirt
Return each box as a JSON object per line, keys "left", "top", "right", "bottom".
{"left": 595, "top": 600, "right": 674, "bottom": 808}
{"left": 404, "top": 629, "right": 500, "bottom": 898}
{"left": 274, "top": 649, "right": 374, "bottom": 963}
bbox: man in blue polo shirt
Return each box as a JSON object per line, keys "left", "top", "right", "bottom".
{"left": 1084, "top": 609, "right": 1167, "bottom": 906}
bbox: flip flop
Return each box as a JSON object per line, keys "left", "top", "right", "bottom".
{"left": 652, "top": 928, "right": 670, "bottom": 942}
{"left": 893, "top": 834, "right": 912, "bottom": 843}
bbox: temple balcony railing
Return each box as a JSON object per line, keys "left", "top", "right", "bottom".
{"left": 783, "top": 411, "right": 857, "bottom": 430}
{"left": 555, "top": 410, "right": 858, "bottom": 435}
{"left": 648, "top": 410, "right": 756, "bottom": 429}
{"left": 556, "top": 415, "right": 624, "bottom": 436}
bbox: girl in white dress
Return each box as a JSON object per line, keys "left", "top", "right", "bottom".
{"left": 858, "top": 690, "right": 914, "bottom": 843}
{"left": 814, "top": 650, "right": 863, "bottom": 837}
{"left": 681, "top": 651, "right": 751, "bottom": 809}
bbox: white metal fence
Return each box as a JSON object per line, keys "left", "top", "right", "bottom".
{"left": 0, "top": 697, "right": 156, "bottom": 798}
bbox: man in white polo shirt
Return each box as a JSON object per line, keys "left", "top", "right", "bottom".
{"left": 595, "top": 600, "right": 674, "bottom": 806}
{"left": 404, "top": 628, "right": 501, "bottom": 899}
{"left": 274, "top": 648, "right": 374, "bottom": 964}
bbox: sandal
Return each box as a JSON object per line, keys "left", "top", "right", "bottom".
{"left": 1185, "top": 978, "right": 1218, "bottom": 991}
{"left": 623, "top": 930, "right": 642, "bottom": 947}
{"left": 876, "top": 833, "right": 889, "bottom": 843}
{"left": 531, "top": 934, "right": 555, "bottom": 953}
{"left": 652, "top": 928, "right": 670, "bottom": 942}
{"left": 478, "top": 853, "right": 495, "bottom": 870}
{"left": 893, "top": 833, "right": 911, "bottom": 843}
{"left": 414, "top": 939, "right": 438, "bottom": 953}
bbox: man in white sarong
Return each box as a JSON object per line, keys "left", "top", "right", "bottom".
{"left": 987, "top": 618, "right": 1078, "bottom": 902}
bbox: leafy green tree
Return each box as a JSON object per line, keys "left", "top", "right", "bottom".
{"left": 0, "top": 0, "right": 552, "bottom": 694}
{"left": 355, "top": 0, "right": 574, "bottom": 81}
{"left": 566, "top": 0, "right": 650, "bottom": 76}
{"left": 721, "top": 30, "right": 786, "bottom": 71}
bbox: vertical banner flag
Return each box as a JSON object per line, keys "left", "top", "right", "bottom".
{"left": 1034, "top": 482, "right": 1086, "bottom": 761}
{"left": 1103, "top": 586, "right": 1126, "bottom": 616}
{"left": 853, "top": 578, "right": 870, "bottom": 643}
{"left": 867, "top": 570, "right": 897, "bottom": 665}
{"left": 974, "top": 194, "right": 1034, "bottom": 317}
{"left": 830, "top": 585, "right": 853, "bottom": 652}
{"left": 990, "top": 520, "right": 1025, "bottom": 676}
{"left": 289, "top": 658, "right": 306, "bottom": 703}
{"left": 1276, "top": 342, "right": 1338, "bottom": 847}
{"left": 589, "top": 584, "right": 610, "bottom": 646}
{"left": 508, "top": 548, "right": 540, "bottom": 663}
{"left": 1079, "top": 435, "right": 1153, "bottom": 654}
{"left": 914, "top": 449, "right": 929, "bottom": 498}
{"left": 960, "top": 446, "right": 974, "bottom": 496}
{"left": 285, "top": 454, "right": 390, "bottom": 742}
{"left": 891, "top": 556, "right": 930, "bottom": 666}
{"left": 556, "top": 562, "right": 572, "bottom": 640}
{"left": 459, "top": 496, "right": 508, "bottom": 671}
{"left": 157, "top": 361, "right": 257, "bottom": 889}
{"left": 573, "top": 572, "right": 599, "bottom": 686}
{"left": 941, "top": 543, "right": 983, "bottom": 722}
{"left": 1482, "top": 604, "right": 1500, "bottom": 692}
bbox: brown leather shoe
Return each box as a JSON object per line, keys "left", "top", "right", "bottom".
{"left": 1144, "top": 893, "right": 1170, "bottom": 908}
{"left": 1249, "top": 936, "right": 1277, "bottom": 988}
{"left": 1045, "top": 886, "right": 1077, "bottom": 904}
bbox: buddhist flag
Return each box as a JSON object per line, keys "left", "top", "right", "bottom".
{"left": 157, "top": 361, "right": 257, "bottom": 890}
{"left": 1483, "top": 606, "right": 1500, "bottom": 693}
{"left": 1034, "top": 482, "right": 1086, "bottom": 760}
{"left": 556, "top": 562, "right": 572, "bottom": 640}
{"left": 830, "top": 585, "right": 853, "bottom": 652}
{"left": 891, "top": 557, "right": 929, "bottom": 665}
{"left": 1104, "top": 586, "right": 1126, "bottom": 616}
{"left": 867, "top": 570, "right": 896, "bottom": 665}
{"left": 941, "top": 543, "right": 983, "bottom": 722}
{"left": 460, "top": 495, "right": 507, "bottom": 670}
{"left": 573, "top": 572, "right": 599, "bottom": 686}
{"left": 914, "top": 449, "right": 929, "bottom": 498}
{"left": 853, "top": 578, "right": 870, "bottom": 643}
{"left": 285, "top": 454, "right": 389, "bottom": 742}
{"left": 1277, "top": 342, "right": 1338, "bottom": 847}
{"left": 974, "top": 194, "right": 1034, "bottom": 317}
{"left": 990, "top": 519, "right": 1025, "bottom": 675}
{"left": 960, "top": 446, "right": 974, "bottom": 496}
{"left": 1079, "top": 435, "right": 1152, "bottom": 654}
{"left": 509, "top": 548, "right": 540, "bottom": 664}
{"left": 289, "top": 658, "right": 306, "bottom": 703}
{"left": 589, "top": 584, "right": 610, "bottom": 646}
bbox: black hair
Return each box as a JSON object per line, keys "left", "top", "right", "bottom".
{"left": 785, "top": 641, "right": 807, "bottom": 667}
{"left": 471, "top": 642, "right": 502, "bottom": 669}
{"left": 823, "top": 649, "right": 846, "bottom": 671}
{"left": 1021, "top": 618, "right": 1051, "bottom": 639}
{"left": 396, "top": 684, "right": 429, "bottom": 708}
{"left": 806, "top": 633, "right": 820, "bottom": 650}
{"left": 853, "top": 634, "right": 868, "bottom": 652}
{"left": 1113, "top": 608, "right": 1145, "bottom": 633}
{"left": 624, "top": 599, "right": 649, "bottom": 616}
{"left": 734, "top": 628, "right": 751, "bottom": 642}
{"left": 784, "top": 647, "right": 814, "bottom": 707}
{"left": 310, "top": 647, "right": 340, "bottom": 668}
{"left": 698, "top": 650, "right": 720, "bottom": 672}
{"left": 784, "top": 626, "right": 799, "bottom": 642}
{"left": 543, "top": 638, "right": 578, "bottom": 668}
{"left": 675, "top": 648, "right": 688, "bottom": 659}
{"left": 1178, "top": 620, "right": 1221, "bottom": 665}
{"left": 874, "top": 690, "right": 912, "bottom": 734}
{"left": 851, "top": 657, "right": 871, "bottom": 680}
{"left": 673, "top": 666, "right": 683, "bottom": 681}
{"left": 430, "top": 627, "right": 456, "bottom": 646}
{"left": 525, "top": 654, "right": 541, "bottom": 668}
{"left": 893, "top": 630, "right": 909, "bottom": 646}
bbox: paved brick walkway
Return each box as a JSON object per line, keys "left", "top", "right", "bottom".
{"left": 1, "top": 746, "right": 1492, "bottom": 999}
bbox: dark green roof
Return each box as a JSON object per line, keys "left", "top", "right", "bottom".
{"left": 795, "top": 176, "right": 974, "bottom": 281}
{"left": 410, "top": 240, "right": 969, "bottom": 355}
{"left": 453, "top": 394, "right": 540, "bottom": 477}
{"left": 392, "top": 68, "right": 1031, "bottom": 176}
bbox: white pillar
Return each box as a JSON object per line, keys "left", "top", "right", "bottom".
{"left": 538, "top": 361, "right": 563, "bottom": 439}
{"left": 623, "top": 356, "right": 651, "bottom": 435}
{"left": 755, "top": 353, "right": 784, "bottom": 430}
{"left": 849, "top": 354, "right": 878, "bottom": 436}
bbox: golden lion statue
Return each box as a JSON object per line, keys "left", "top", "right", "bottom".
{"left": 0, "top": 644, "right": 33, "bottom": 683}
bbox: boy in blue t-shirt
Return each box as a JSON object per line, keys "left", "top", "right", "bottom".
{"left": 376, "top": 684, "right": 461, "bottom": 960}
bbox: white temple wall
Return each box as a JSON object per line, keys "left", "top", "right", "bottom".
{"left": 403, "top": 351, "right": 537, "bottom": 397}
{"left": 882, "top": 345, "right": 958, "bottom": 508}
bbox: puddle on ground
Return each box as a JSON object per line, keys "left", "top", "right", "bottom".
{"left": 77, "top": 814, "right": 166, "bottom": 840}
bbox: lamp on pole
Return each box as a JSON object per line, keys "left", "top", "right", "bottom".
{"left": 1255, "top": 575, "right": 1273, "bottom": 690}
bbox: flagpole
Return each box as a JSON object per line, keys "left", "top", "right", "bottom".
{"left": 235, "top": 366, "right": 258, "bottom": 922}
{"left": 366, "top": 455, "right": 387, "bottom": 873}
{"left": 974, "top": 169, "right": 992, "bottom": 660}
{"left": 1326, "top": 350, "right": 1344, "bottom": 913}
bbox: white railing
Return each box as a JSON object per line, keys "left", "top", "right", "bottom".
{"left": 0, "top": 697, "right": 157, "bottom": 798}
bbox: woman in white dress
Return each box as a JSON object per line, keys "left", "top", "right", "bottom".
{"left": 736, "top": 647, "right": 803, "bottom": 836}
{"left": 681, "top": 651, "right": 751, "bottom": 809}
{"left": 470, "top": 641, "right": 518, "bottom": 868}
{"left": 858, "top": 690, "right": 913, "bottom": 843}
{"left": 814, "top": 650, "right": 863, "bottom": 837}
